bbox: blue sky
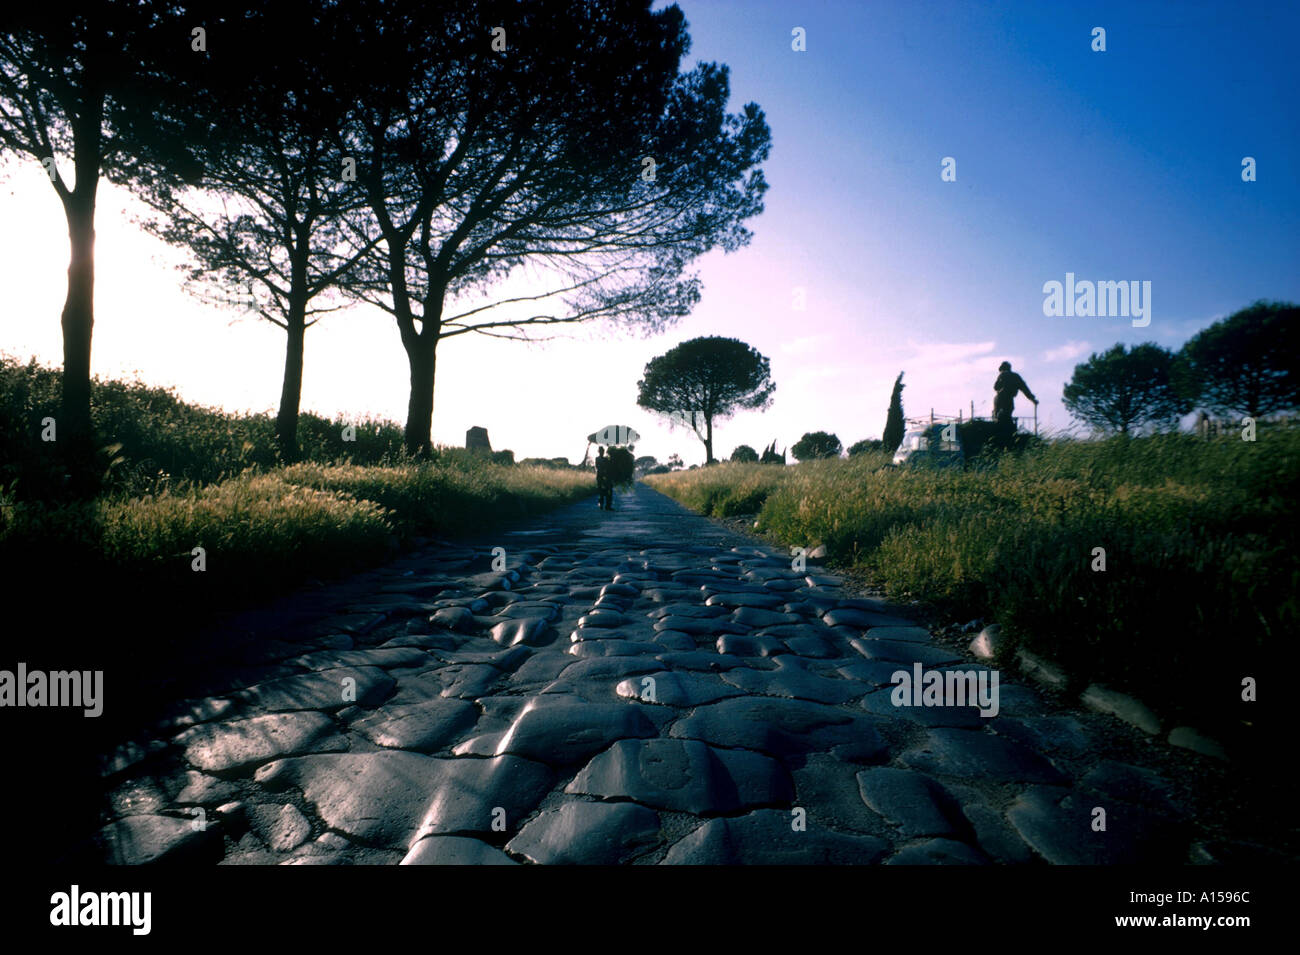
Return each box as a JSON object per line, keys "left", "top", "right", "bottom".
{"left": 1, "top": 0, "right": 1297, "bottom": 464}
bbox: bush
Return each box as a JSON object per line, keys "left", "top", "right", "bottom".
{"left": 0, "top": 354, "right": 412, "bottom": 502}
{"left": 791, "top": 431, "right": 842, "bottom": 460}
{"left": 730, "top": 444, "right": 759, "bottom": 463}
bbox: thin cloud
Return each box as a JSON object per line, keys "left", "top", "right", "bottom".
{"left": 779, "top": 334, "right": 831, "bottom": 356}
{"left": 1043, "top": 340, "right": 1091, "bottom": 362}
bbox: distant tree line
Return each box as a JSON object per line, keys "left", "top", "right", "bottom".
{"left": 1064, "top": 301, "right": 1298, "bottom": 435}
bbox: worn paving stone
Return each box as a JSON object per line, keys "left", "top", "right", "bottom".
{"left": 655, "top": 615, "right": 747, "bottom": 636}
{"left": 856, "top": 767, "right": 970, "bottom": 838}
{"left": 258, "top": 752, "right": 552, "bottom": 847}
{"left": 490, "top": 616, "right": 552, "bottom": 647}
{"left": 304, "top": 613, "right": 385, "bottom": 637}
{"left": 731, "top": 607, "right": 803, "bottom": 628}
{"left": 423, "top": 663, "right": 503, "bottom": 700}
{"left": 721, "top": 656, "right": 866, "bottom": 705}
{"left": 836, "top": 660, "right": 915, "bottom": 687}
{"left": 650, "top": 630, "right": 695, "bottom": 651}
{"left": 509, "top": 653, "right": 576, "bottom": 686}
{"left": 566, "top": 639, "right": 662, "bottom": 658}
{"left": 946, "top": 785, "right": 1037, "bottom": 865}
{"left": 350, "top": 699, "right": 479, "bottom": 752}
{"left": 97, "top": 814, "right": 224, "bottom": 865}
{"left": 494, "top": 699, "right": 656, "bottom": 765}
{"left": 671, "top": 696, "right": 888, "bottom": 763}
{"left": 716, "top": 633, "right": 787, "bottom": 657}
{"left": 1007, "top": 786, "right": 1189, "bottom": 864}
{"left": 655, "top": 650, "right": 773, "bottom": 672}
{"left": 506, "top": 801, "right": 661, "bottom": 864}
{"left": 901, "top": 728, "right": 1066, "bottom": 784}
{"left": 496, "top": 601, "right": 563, "bottom": 621}
{"left": 615, "top": 670, "right": 745, "bottom": 707}
{"left": 791, "top": 754, "right": 889, "bottom": 835}
{"left": 174, "top": 771, "right": 239, "bottom": 806}
{"left": 856, "top": 625, "right": 934, "bottom": 643}
{"left": 662, "top": 809, "right": 889, "bottom": 864}
{"left": 992, "top": 716, "right": 1099, "bottom": 759}
{"left": 381, "top": 632, "right": 462, "bottom": 652}
{"left": 783, "top": 634, "right": 838, "bottom": 658}
{"left": 823, "top": 608, "right": 917, "bottom": 629}
{"left": 647, "top": 602, "right": 727, "bottom": 620}
{"left": 401, "top": 836, "right": 518, "bottom": 865}
{"left": 986, "top": 683, "right": 1051, "bottom": 716}
{"left": 545, "top": 656, "right": 661, "bottom": 685}
{"left": 849, "top": 638, "right": 961, "bottom": 666}
{"left": 247, "top": 803, "right": 313, "bottom": 852}
{"left": 177, "top": 712, "right": 342, "bottom": 773}
{"left": 860, "top": 684, "right": 988, "bottom": 728}
{"left": 292, "top": 647, "right": 432, "bottom": 671}
{"left": 885, "top": 839, "right": 990, "bottom": 865}
{"left": 1080, "top": 760, "right": 1188, "bottom": 820}
{"left": 753, "top": 623, "right": 833, "bottom": 642}
{"left": 704, "top": 591, "right": 787, "bottom": 610}
{"left": 567, "top": 738, "right": 794, "bottom": 814}
{"left": 238, "top": 667, "right": 395, "bottom": 711}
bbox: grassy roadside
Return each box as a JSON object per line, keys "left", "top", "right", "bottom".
{"left": 647, "top": 432, "right": 1296, "bottom": 742}
{"left": 0, "top": 356, "right": 594, "bottom": 670}
{"left": 0, "top": 457, "right": 593, "bottom": 613}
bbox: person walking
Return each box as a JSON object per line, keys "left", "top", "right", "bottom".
{"left": 993, "top": 361, "right": 1037, "bottom": 440}
{"left": 594, "top": 446, "right": 614, "bottom": 511}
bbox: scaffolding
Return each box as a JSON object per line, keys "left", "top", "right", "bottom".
{"left": 906, "top": 403, "right": 1037, "bottom": 434}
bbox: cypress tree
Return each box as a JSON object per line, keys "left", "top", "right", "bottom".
{"left": 883, "top": 372, "right": 906, "bottom": 453}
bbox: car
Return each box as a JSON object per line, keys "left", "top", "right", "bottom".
{"left": 891, "top": 424, "right": 964, "bottom": 468}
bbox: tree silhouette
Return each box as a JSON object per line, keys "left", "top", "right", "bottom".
{"left": 791, "top": 431, "right": 842, "bottom": 460}
{"left": 848, "top": 438, "right": 882, "bottom": 456}
{"left": 1175, "top": 300, "right": 1300, "bottom": 420}
{"left": 636, "top": 336, "right": 775, "bottom": 464}
{"left": 0, "top": 6, "right": 207, "bottom": 482}
{"left": 730, "top": 444, "right": 759, "bottom": 463}
{"left": 882, "top": 372, "right": 906, "bottom": 453}
{"left": 133, "top": 3, "right": 387, "bottom": 458}
{"left": 337, "top": 0, "right": 771, "bottom": 455}
{"left": 1064, "top": 343, "right": 1191, "bottom": 434}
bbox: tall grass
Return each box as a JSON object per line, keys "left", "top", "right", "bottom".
{"left": 0, "top": 354, "right": 410, "bottom": 499}
{"left": 648, "top": 431, "right": 1296, "bottom": 733}
{"left": 0, "top": 356, "right": 594, "bottom": 655}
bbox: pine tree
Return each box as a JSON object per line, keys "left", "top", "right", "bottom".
{"left": 883, "top": 372, "right": 906, "bottom": 452}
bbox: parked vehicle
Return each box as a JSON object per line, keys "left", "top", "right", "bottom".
{"left": 891, "top": 423, "right": 964, "bottom": 468}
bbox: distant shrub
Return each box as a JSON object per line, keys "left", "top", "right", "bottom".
{"left": 848, "top": 438, "right": 882, "bottom": 456}
{"left": 791, "top": 431, "right": 842, "bottom": 460}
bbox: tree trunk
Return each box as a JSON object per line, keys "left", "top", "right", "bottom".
{"left": 404, "top": 338, "right": 437, "bottom": 458}
{"left": 401, "top": 275, "right": 443, "bottom": 458}
{"left": 59, "top": 189, "right": 97, "bottom": 486}
{"left": 275, "top": 284, "right": 309, "bottom": 460}
{"left": 704, "top": 416, "right": 714, "bottom": 464}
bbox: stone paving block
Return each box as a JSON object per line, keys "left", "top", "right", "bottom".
{"left": 662, "top": 810, "right": 888, "bottom": 864}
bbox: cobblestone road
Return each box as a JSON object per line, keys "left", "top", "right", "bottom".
{"left": 92, "top": 483, "right": 1208, "bottom": 864}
